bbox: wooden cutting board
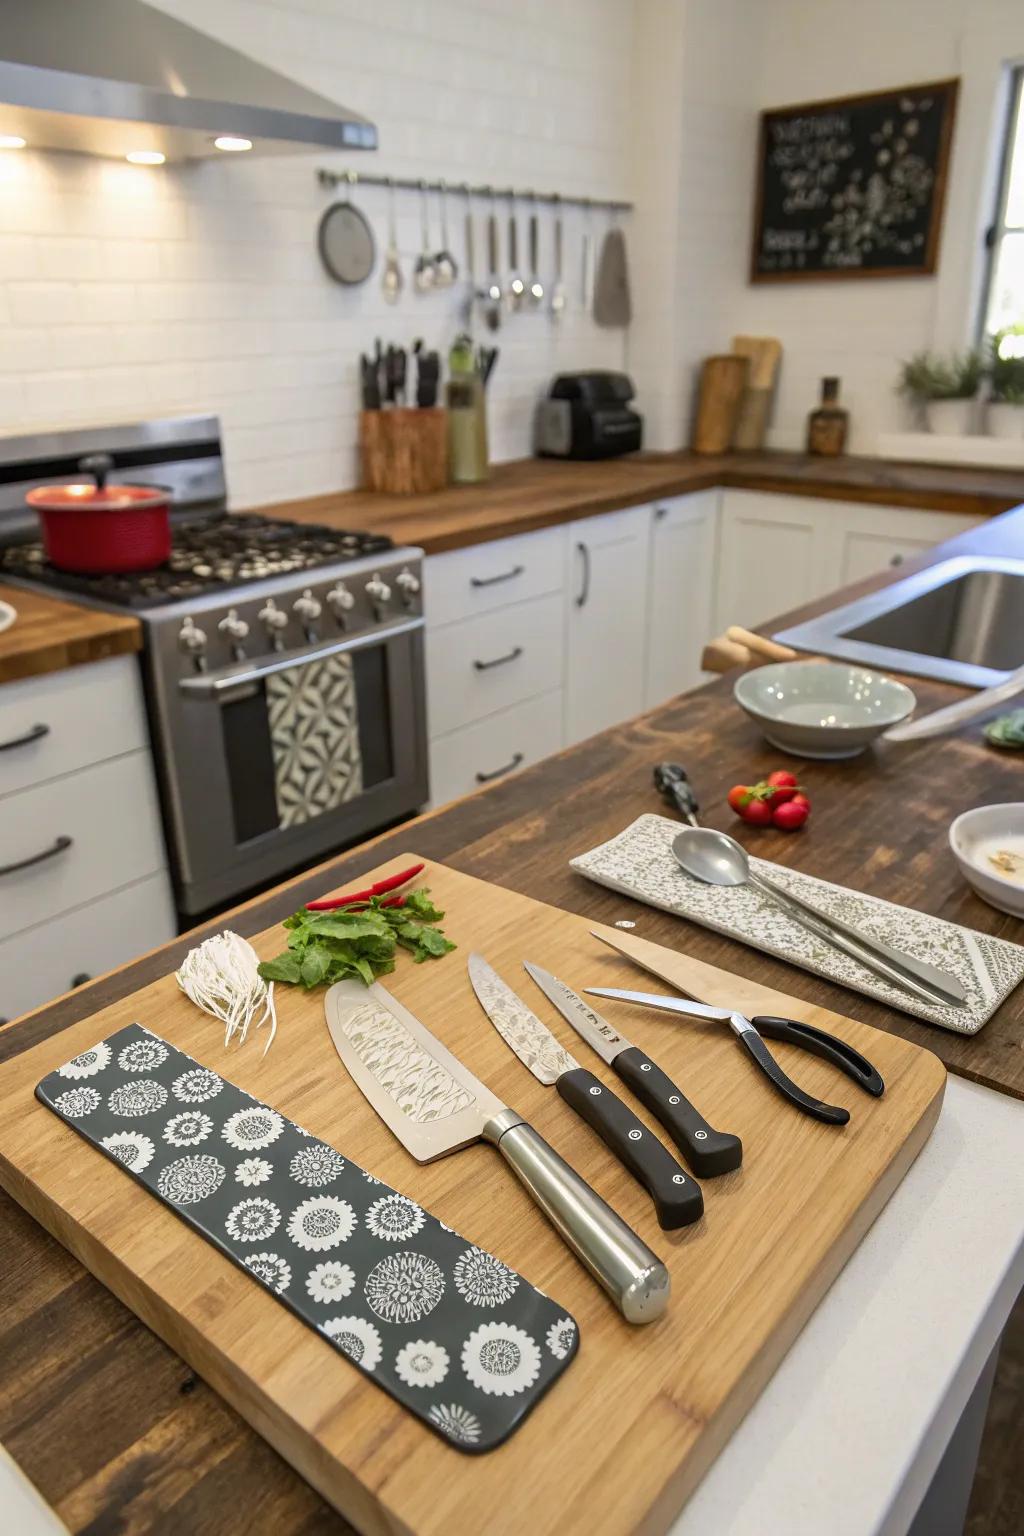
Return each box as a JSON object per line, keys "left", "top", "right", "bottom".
{"left": 0, "top": 856, "right": 945, "bottom": 1536}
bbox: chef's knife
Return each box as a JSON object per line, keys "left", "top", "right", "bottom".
{"left": 468, "top": 954, "right": 703, "bottom": 1229}
{"left": 523, "top": 962, "right": 742, "bottom": 1178}
{"left": 325, "top": 978, "right": 669, "bottom": 1323}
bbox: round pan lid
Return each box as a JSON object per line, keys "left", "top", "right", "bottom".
{"left": 26, "top": 483, "right": 169, "bottom": 512}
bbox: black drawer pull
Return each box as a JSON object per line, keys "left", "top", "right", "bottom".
{"left": 470, "top": 565, "right": 525, "bottom": 588}
{"left": 575, "top": 541, "right": 591, "bottom": 608}
{"left": 0, "top": 722, "right": 50, "bottom": 753}
{"left": 0, "top": 834, "right": 73, "bottom": 877}
{"left": 473, "top": 645, "right": 523, "bottom": 672}
{"left": 476, "top": 752, "right": 524, "bottom": 784}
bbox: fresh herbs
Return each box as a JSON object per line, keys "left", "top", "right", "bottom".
{"left": 257, "top": 887, "right": 456, "bottom": 991}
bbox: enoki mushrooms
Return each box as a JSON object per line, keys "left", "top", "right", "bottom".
{"left": 176, "top": 931, "right": 277, "bottom": 1054}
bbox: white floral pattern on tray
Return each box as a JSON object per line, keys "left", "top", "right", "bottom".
{"left": 570, "top": 813, "right": 1024, "bottom": 1035}
{"left": 36, "top": 1023, "right": 579, "bottom": 1455}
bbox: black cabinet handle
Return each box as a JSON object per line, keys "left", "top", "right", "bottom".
{"left": 475, "top": 752, "right": 524, "bottom": 784}
{"left": 0, "top": 834, "right": 73, "bottom": 877}
{"left": 473, "top": 645, "right": 523, "bottom": 672}
{"left": 470, "top": 564, "right": 525, "bottom": 588}
{"left": 0, "top": 722, "right": 49, "bottom": 753}
{"left": 575, "top": 541, "right": 591, "bottom": 607}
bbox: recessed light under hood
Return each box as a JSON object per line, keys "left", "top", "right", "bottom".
{"left": 0, "top": 0, "right": 377, "bottom": 162}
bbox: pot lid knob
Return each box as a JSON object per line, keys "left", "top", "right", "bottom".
{"left": 77, "top": 452, "right": 114, "bottom": 490}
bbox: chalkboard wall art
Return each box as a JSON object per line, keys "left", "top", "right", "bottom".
{"left": 750, "top": 78, "right": 958, "bottom": 283}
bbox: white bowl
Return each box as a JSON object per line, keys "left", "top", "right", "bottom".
{"left": 949, "top": 803, "right": 1024, "bottom": 917}
{"left": 734, "top": 660, "right": 916, "bottom": 759}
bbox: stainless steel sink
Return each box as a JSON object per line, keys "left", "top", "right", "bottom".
{"left": 774, "top": 556, "right": 1024, "bottom": 689}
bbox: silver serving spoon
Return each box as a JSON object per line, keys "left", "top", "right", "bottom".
{"left": 433, "top": 179, "right": 458, "bottom": 288}
{"left": 550, "top": 202, "right": 566, "bottom": 320}
{"left": 484, "top": 198, "right": 502, "bottom": 331}
{"left": 507, "top": 194, "right": 525, "bottom": 311}
{"left": 671, "top": 826, "right": 967, "bottom": 1009}
{"left": 381, "top": 176, "right": 403, "bottom": 306}
{"left": 527, "top": 206, "right": 544, "bottom": 305}
{"left": 413, "top": 180, "right": 436, "bottom": 292}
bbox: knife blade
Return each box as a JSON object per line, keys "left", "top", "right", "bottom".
{"left": 468, "top": 954, "right": 703, "bottom": 1229}
{"left": 325, "top": 977, "right": 669, "bottom": 1323}
{"left": 523, "top": 962, "right": 742, "bottom": 1178}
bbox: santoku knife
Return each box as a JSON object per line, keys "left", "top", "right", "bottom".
{"left": 523, "top": 961, "right": 742, "bottom": 1178}
{"left": 468, "top": 954, "right": 703, "bottom": 1229}
{"left": 325, "top": 977, "right": 669, "bottom": 1323}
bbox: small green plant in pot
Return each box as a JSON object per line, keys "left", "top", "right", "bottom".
{"left": 897, "top": 349, "right": 982, "bottom": 435}
{"left": 988, "top": 326, "right": 1024, "bottom": 440}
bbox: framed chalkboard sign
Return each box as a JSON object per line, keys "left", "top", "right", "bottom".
{"left": 750, "top": 78, "right": 958, "bottom": 283}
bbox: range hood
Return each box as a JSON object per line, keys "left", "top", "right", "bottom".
{"left": 0, "top": 0, "right": 377, "bottom": 162}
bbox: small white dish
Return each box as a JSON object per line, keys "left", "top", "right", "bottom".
{"left": 949, "top": 804, "right": 1024, "bottom": 918}
{"left": 0, "top": 600, "right": 15, "bottom": 635}
{"left": 734, "top": 660, "right": 916, "bottom": 759}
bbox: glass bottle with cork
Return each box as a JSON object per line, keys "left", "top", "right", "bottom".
{"left": 806, "top": 376, "right": 849, "bottom": 456}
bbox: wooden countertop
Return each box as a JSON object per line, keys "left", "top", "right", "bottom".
{"left": 252, "top": 449, "right": 1024, "bottom": 554}
{"left": 1, "top": 500, "right": 1023, "bottom": 1536}
{"left": 0, "top": 582, "right": 141, "bottom": 686}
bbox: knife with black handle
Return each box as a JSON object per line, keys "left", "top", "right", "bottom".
{"left": 524, "top": 962, "right": 742, "bottom": 1177}
{"left": 469, "top": 954, "right": 703, "bottom": 1230}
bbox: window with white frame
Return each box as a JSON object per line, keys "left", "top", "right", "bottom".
{"left": 982, "top": 66, "right": 1024, "bottom": 346}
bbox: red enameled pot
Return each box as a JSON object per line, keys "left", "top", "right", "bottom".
{"left": 26, "top": 480, "right": 172, "bottom": 574}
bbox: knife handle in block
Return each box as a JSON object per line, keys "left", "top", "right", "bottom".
{"left": 613, "top": 1047, "right": 743, "bottom": 1177}
{"left": 483, "top": 1109, "right": 670, "bottom": 1324}
{"left": 555, "top": 1068, "right": 704, "bottom": 1230}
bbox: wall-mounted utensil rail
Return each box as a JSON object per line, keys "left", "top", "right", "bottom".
{"left": 317, "top": 168, "right": 632, "bottom": 213}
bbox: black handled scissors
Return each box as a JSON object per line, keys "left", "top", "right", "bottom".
{"left": 585, "top": 981, "right": 884, "bottom": 1126}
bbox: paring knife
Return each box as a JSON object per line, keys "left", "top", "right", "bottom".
{"left": 325, "top": 977, "right": 669, "bottom": 1324}
{"left": 468, "top": 954, "right": 703, "bottom": 1230}
{"left": 523, "top": 962, "right": 742, "bottom": 1178}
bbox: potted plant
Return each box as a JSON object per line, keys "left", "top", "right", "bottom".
{"left": 987, "top": 326, "right": 1024, "bottom": 440}
{"left": 897, "top": 349, "right": 982, "bottom": 434}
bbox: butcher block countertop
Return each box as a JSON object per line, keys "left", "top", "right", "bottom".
{"left": 1, "top": 500, "right": 1023, "bottom": 1535}
{"left": 253, "top": 449, "right": 1024, "bottom": 554}
{"left": 0, "top": 582, "right": 141, "bottom": 686}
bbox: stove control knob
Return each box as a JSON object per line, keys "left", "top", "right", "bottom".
{"left": 217, "top": 608, "right": 249, "bottom": 645}
{"left": 177, "top": 616, "right": 207, "bottom": 663}
{"left": 293, "top": 588, "right": 323, "bottom": 625}
{"left": 395, "top": 567, "right": 421, "bottom": 605}
{"left": 326, "top": 583, "right": 355, "bottom": 626}
{"left": 258, "top": 598, "right": 289, "bottom": 647}
{"left": 365, "top": 573, "right": 392, "bottom": 615}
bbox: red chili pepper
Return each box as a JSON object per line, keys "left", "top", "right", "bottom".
{"left": 306, "top": 862, "right": 424, "bottom": 912}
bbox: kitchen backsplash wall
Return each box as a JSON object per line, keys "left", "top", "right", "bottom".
{"left": 0, "top": 0, "right": 633, "bottom": 508}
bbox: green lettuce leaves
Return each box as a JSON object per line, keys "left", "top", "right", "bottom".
{"left": 257, "top": 887, "right": 455, "bottom": 991}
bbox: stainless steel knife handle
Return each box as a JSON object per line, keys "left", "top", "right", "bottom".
{"left": 748, "top": 871, "right": 962, "bottom": 1009}
{"left": 482, "top": 1108, "right": 670, "bottom": 1324}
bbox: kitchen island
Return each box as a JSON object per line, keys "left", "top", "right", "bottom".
{"left": 1, "top": 504, "right": 1023, "bottom": 1534}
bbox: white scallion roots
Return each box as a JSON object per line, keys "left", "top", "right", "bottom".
{"left": 175, "top": 930, "right": 277, "bottom": 1055}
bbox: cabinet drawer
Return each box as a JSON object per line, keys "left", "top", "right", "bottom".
{"left": 426, "top": 594, "right": 564, "bottom": 738}
{"left": 424, "top": 525, "right": 566, "bottom": 628}
{"left": 429, "top": 690, "right": 563, "bottom": 808}
{"left": 0, "top": 656, "right": 148, "bottom": 799}
{"left": 0, "top": 751, "right": 168, "bottom": 940}
{"left": 0, "top": 872, "right": 176, "bottom": 1024}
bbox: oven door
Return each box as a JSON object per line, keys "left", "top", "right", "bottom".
{"left": 153, "top": 616, "right": 427, "bottom": 916}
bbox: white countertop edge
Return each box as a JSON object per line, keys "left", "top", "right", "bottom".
{"left": 671, "top": 1074, "right": 1024, "bottom": 1536}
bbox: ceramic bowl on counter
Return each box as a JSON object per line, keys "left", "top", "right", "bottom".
{"left": 949, "top": 804, "right": 1024, "bottom": 917}
{"left": 734, "top": 659, "right": 916, "bottom": 759}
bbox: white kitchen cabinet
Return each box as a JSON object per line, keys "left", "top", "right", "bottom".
{"left": 715, "top": 490, "right": 834, "bottom": 633}
{"left": 644, "top": 490, "right": 720, "bottom": 708}
{"left": 564, "top": 503, "right": 651, "bottom": 743}
{"left": 832, "top": 504, "right": 985, "bottom": 587}
{"left": 428, "top": 689, "right": 563, "bottom": 806}
{"left": 425, "top": 593, "right": 564, "bottom": 739}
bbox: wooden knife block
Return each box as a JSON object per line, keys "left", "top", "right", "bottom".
{"left": 360, "top": 408, "right": 448, "bottom": 494}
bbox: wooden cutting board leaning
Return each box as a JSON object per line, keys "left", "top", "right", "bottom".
{"left": 0, "top": 857, "right": 946, "bottom": 1536}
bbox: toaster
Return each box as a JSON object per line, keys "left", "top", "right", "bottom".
{"left": 535, "top": 372, "right": 643, "bottom": 460}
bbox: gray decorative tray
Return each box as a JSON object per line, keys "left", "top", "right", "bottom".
{"left": 570, "top": 813, "right": 1024, "bottom": 1035}
{"left": 37, "top": 1023, "right": 578, "bottom": 1453}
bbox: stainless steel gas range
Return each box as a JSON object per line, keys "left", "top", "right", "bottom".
{"left": 0, "top": 416, "right": 428, "bottom": 919}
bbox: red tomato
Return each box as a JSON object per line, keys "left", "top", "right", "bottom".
{"left": 727, "top": 784, "right": 752, "bottom": 813}
{"left": 741, "top": 797, "right": 774, "bottom": 826}
{"left": 789, "top": 792, "right": 811, "bottom": 814}
{"left": 772, "top": 798, "right": 810, "bottom": 831}
{"left": 764, "top": 769, "right": 801, "bottom": 805}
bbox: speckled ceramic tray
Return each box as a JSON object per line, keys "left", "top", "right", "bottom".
{"left": 36, "top": 1023, "right": 578, "bottom": 1454}
{"left": 571, "top": 814, "right": 1024, "bottom": 1034}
